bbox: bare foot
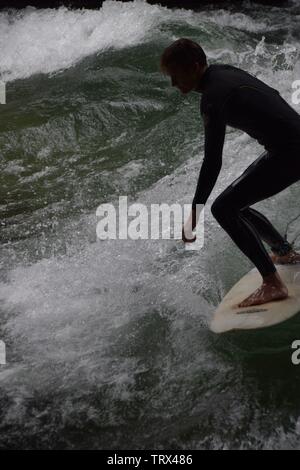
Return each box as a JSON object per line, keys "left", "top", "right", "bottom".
{"left": 237, "top": 271, "right": 288, "bottom": 308}
{"left": 270, "top": 249, "right": 300, "bottom": 265}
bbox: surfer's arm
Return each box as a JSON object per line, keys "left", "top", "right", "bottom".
{"left": 191, "top": 112, "right": 226, "bottom": 210}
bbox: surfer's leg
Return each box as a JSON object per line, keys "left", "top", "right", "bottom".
{"left": 211, "top": 150, "right": 300, "bottom": 306}
{"left": 240, "top": 207, "right": 300, "bottom": 264}
{"left": 240, "top": 207, "right": 293, "bottom": 256}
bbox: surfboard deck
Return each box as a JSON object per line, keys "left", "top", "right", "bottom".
{"left": 210, "top": 264, "right": 300, "bottom": 333}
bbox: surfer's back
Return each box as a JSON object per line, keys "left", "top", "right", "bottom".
{"left": 200, "top": 63, "right": 300, "bottom": 152}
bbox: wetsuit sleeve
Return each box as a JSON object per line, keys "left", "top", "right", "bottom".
{"left": 192, "top": 109, "right": 226, "bottom": 210}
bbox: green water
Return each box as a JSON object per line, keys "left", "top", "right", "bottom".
{"left": 1, "top": 0, "right": 300, "bottom": 450}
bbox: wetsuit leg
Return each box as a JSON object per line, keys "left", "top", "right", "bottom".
{"left": 211, "top": 150, "right": 300, "bottom": 277}
{"left": 240, "top": 207, "right": 292, "bottom": 256}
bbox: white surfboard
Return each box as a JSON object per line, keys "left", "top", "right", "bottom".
{"left": 210, "top": 264, "right": 300, "bottom": 333}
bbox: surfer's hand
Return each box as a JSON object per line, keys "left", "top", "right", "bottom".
{"left": 181, "top": 207, "right": 202, "bottom": 243}
{"left": 182, "top": 225, "right": 196, "bottom": 243}
{"left": 182, "top": 208, "right": 197, "bottom": 243}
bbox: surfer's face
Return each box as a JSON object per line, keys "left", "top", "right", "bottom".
{"left": 167, "top": 62, "right": 205, "bottom": 94}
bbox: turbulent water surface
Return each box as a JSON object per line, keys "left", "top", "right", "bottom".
{"left": 1, "top": 0, "right": 300, "bottom": 450}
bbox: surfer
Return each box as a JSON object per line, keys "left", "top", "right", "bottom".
{"left": 160, "top": 38, "right": 300, "bottom": 308}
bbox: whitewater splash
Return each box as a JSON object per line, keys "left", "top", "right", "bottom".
{"left": 0, "top": 0, "right": 299, "bottom": 84}
{"left": 1, "top": 0, "right": 300, "bottom": 449}
{"left": 0, "top": 0, "right": 166, "bottom": 82}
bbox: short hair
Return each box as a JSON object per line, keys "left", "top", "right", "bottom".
{"left": 160, "top": 38, "right": 207, "bottom": 73}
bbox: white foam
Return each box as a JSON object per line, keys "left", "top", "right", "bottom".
{"left": 191, "top": 10, "right": 270, "bottom": 33}
{"left": 0, "top": 0, "right": 165, "bottom": 82}
{"left": 1, "top": 0, "right": 296, "bottom": 83}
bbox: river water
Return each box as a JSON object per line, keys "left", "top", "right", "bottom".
{"left": 1, "top": 0, "right": 300, "bottom": 449}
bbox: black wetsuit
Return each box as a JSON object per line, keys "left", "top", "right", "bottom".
{"left": 192, "top": 63, "right": 300, "bottom": 277}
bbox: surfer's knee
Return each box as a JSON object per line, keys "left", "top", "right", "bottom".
{"left": 211, "top": 198, "right": 222, "bottom": 220}
{"left": 211, "top": 192, "right": 236, "bottom": 222}
{"left": 211, "top": 196, "right": 226, "bottom": 221}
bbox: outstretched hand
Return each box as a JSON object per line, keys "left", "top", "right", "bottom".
{"left": 182, "top": 207, "right": 198, "bottom": 243}
{"left": 182, "top": 226, "right": 196, "bottom": 243}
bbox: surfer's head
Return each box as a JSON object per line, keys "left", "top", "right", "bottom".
{"left": 160, "top": 38, "right": 208, "bottom": 95}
